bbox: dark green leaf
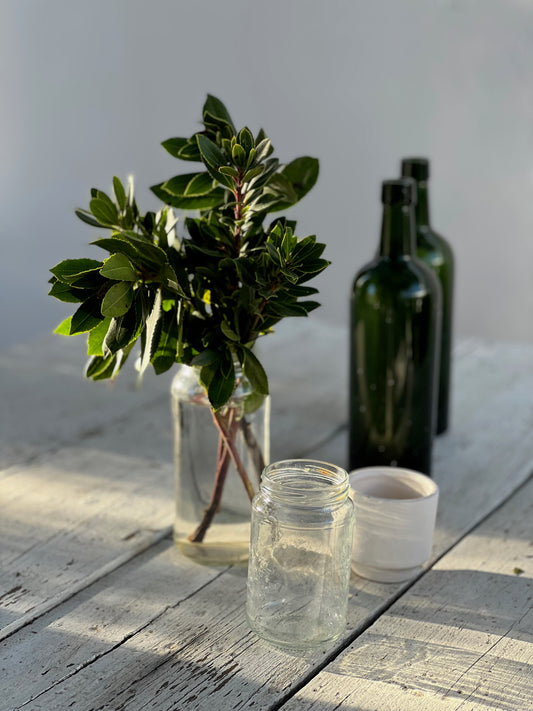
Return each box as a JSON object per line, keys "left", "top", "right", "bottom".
{"left": 269, "top": 156, "right": 319, "bottom": 212}
{"left": 238, "top": 127, "right": 254, "bottom": 154}
{"left": 151, "top": 182, "right": 226, "bottom": 210}
{"left": 75, "top": 209, "right": 103, "bottom": 227}
{"left": 179, "top": 138, "right": 204, "bottom": 161}
{"left": 85, "top": 353, "right": 116, "bottom": 380}
{"left": 161, "top": 137, "right": 202, "bottom": 162}
{"left": 266, "top": 173, "right": 298, "bottom": 204}
{"left": 203, "top": 94, "right": 235, "bottom": 131}
{"left": 221, "top": 321, "right": 240, "bottom": 341}
{"left": 100, "top": 253, "right": 138, "bottom": 281}
{"left": 241, "top": 347, "right": 269, "bottom": 395}
{"left": 151, "top": 310, "right": 178, "bottom": 374}
{"left": 90, "top": 197, "right": 118, "bottom": 226}
{"left": 243, "top": 390, "right": 266, "bottom": 415}
{"left": 71, "top": 296, "right": 105, "bottom": 334}
{"left": 184, "top": 173, "right": 216, "bottom": 197}
{"left": 266, "top": 299, "right": 309, "bottom": 317}
{"left": 48, "top": 280, "right": 91, "bottom": 303}
{"left": 69, "top": 268, "right": 106, "bottom": 290}
{"left": 199, "top": 361, "right": 216, "bottom": 391}
{"left": 232, "top": 143, "right": 247, "bottom": 166}
{"left": 101, "top": 282, "right": 134, "bottom": 317}
{"left": 161, "top": 137, "right": 188, "bottom": 158}
{"left": 218, "top": 166, "right": 239, "bottom": 179}
{"left": 191, "top": 349, "right": 218, "bottom": 367}
{"left": 162, "top": 172, "right": 215, "bottom": 198}
{"left": 298, "top": 300, "right": 321, "bottom": 313}
{"left": 196, "top": 134, "right": 227, "bottom": 170}
{"left": 287, "top": 284, "right": 319, "bottom": 297}
{"left": 161, "top": 263, "right": 186, "bottom": 297}
{"left": 112, "top": 231, "right": 168, "bottom": 268}
{"left": 91, "top": 237, "right": 142, "bottom": 263}
{"left": 113, "top": 177, "right": 127, "bottom": 211}
{"left": 50, "top": 258, "right": 103, "bottom": 283}
{"left": 253, "top": 137, "right": 273, "bottom": 163}
{"left": 243, "top": 165, "right": 264, "bottom": 183}
{"left": 298, "top": 258, "right": 330, "bottom": 275}
{"left": 104, "top": 306, "right": 138, "bottom": 353}
{"left": 208, "top": 361, "right": 236, "bottom": 410}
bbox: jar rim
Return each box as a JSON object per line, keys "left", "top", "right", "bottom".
{"left": 261, "top": 459, "right": 349, "bottom": 506}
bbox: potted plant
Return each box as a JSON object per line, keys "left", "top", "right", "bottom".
{"left": 49, "top": 95, "right": 328, "bottom": 563}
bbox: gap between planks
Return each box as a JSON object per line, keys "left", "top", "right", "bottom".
{"left": 0, "top": 526, "right": 173, "bottom": 644}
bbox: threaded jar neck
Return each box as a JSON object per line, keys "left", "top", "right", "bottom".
{"left": 260, "top": 459, "right": 350, "bottom": 507}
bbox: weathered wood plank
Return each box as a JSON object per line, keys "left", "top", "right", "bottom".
{"left": 0, "top": 321, "right": 347, "bottom": 641}
{"left": 5, "top": 478, "right": 531, "bottom": 710}
{"left": 0, "top": 544, "right": 327, "bottom": 711}
{"left": 0, "top": 334, "right": 173, "bottom": 470}
{"left": 0, "top": 447, "right": 174, "bottom": 641}
{"left": 282, "top": 476, "right": 533, "bottom": 711}
{"left": 1, "top": 328, "right": 533, "bottom": 710}
{"left": 0, "top": 539, "right": 229, "bottom": 710}
{"left": 2, "top": 472, "right": 531, "bottom": 709}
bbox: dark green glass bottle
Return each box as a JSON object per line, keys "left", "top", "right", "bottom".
{"left": 349, "top": 179, "right": 441, "bottom": 476}
{"left": 401, "top": 157, "right": 454, "bottom": 434}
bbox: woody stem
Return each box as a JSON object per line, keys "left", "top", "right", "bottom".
{"left": 187, "top": 409, "right": 237, "bottom": 543}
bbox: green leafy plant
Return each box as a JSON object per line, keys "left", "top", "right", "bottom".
{"left": 49, "top": 95, "right": 328, "bottom": 542}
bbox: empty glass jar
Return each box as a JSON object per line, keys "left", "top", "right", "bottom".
{"left": 246, "top": 459, "right": 354, "bottom": 649}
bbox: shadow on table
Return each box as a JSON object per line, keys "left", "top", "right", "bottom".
{"left": 331, "top": 568, "right": 532, "bottom": 711}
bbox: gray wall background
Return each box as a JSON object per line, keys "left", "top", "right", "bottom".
{"left": 2, "top": 0, "right": 533, "bottom": 350}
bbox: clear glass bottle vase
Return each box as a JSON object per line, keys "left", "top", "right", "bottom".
{"left": 171, "top": 362, "right": 270, "bottom": 564}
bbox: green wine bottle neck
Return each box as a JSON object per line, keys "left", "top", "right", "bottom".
{"left": 379, "top": 203, "right": 416, "bottom": 258}
{"left": 414, "top": 181, "right": 431, "bottom": 229}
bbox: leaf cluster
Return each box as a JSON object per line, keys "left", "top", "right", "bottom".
{"left": 49, "top": 95, "right": 329, "bottom": 409}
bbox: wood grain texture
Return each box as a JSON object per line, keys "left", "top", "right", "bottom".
{"left": 0, "top": 447, "right": 174, "bottom": 640}
{"left": 4, "top": 478, "right": 531, "bottom": 711}
{"left": 283, "top": 476, "right": 533, "bottom": 711}
{"left": 1, "top": 325, "right": 533, "bottom": 710}
{"left": 0, "top": 539, "right": 230, "bottom": 710}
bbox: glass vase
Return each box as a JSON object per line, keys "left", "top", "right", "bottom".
{"left": 171, "top": 363, "right": 270, "bottom": 564}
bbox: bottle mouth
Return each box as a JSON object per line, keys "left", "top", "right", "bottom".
{"left": 261, "top": 459, "right": 349, "bottom": 506}
{"left": 401, "top": 157, "right": 430, "bottom": 181}
{"left": 381, "top": 178, "right": 416, "bottom": 207}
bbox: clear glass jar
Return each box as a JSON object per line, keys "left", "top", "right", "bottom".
{"left": 246, "top": 459, "right": 354, "bottom": 649}
{"left": 171, "top": 363, "right": 270, "bottom": 565}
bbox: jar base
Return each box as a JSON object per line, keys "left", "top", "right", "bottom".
{"left": 351, "top": 561, "right": 422, "bottom": 583}
{"left": 246, "top": 614, "right": 344, "bottom": 651}
{"left": 173, "top": 532, "right": 249, "bottom": 566}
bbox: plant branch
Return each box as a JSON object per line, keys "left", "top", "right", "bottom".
{"left": 187, "top": 409, "right": 237, "bottom": 543}
{"left": 240, "top": 416, "right": 265, "bottom": 484}
{"left": 233, "top": 172, "right": 244, "bottom": 253}
{"left": 213, "top": 408, "right": 255, "bottom": 501}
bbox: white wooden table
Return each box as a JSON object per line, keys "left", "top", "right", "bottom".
{"left": 1, "top": 321, "right": 532, "bottom": 711}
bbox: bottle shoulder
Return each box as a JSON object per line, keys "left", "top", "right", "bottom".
{"left": 417, "top": 227, "right": 454, "bottom": 265}
{"left": 353, "top": 256, "right": 441, "bottom": 298}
